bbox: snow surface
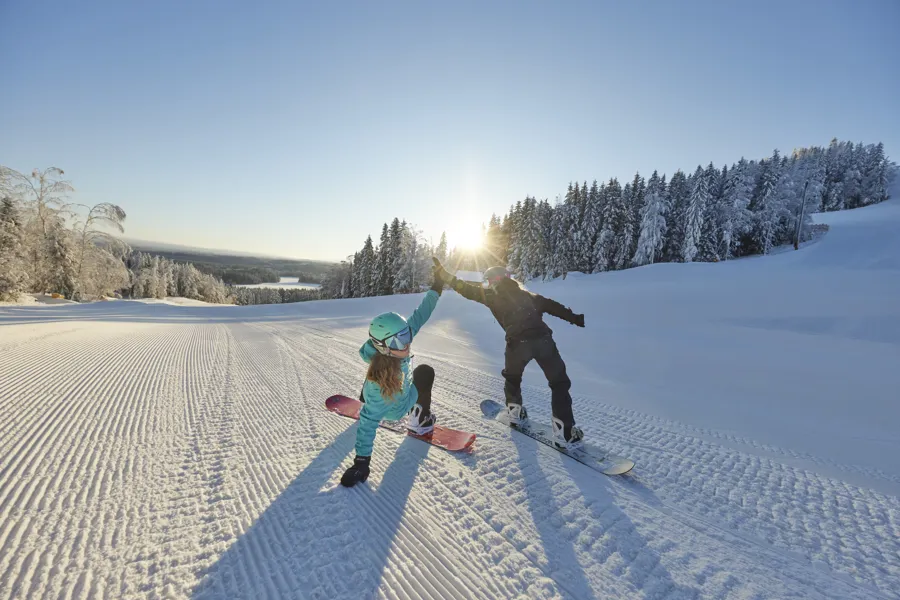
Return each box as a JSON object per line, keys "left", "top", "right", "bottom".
{"left": 1, "top": 192, "right": 899, "bottom": 599}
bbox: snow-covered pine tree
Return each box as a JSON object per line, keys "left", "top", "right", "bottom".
{"left": 549, "top": 194, "right": 574, "bottom": 278}
{"left": 435, "top": 231, "right": 448, "bottom": 263}
{"left": 45, "top": 225, "right": 77, "bottom": 299}
{"left": 509, "top": 198, "right": 533, "bottom": 280}
{"left": 348, "top": 252, "right": 360, "bottom": 298}
{"left": 681, "top": 165, "right": 711, "bottom": 263}
{"left": 176, "top": 262, "right": 199, "bottom": 299}
{"left": 628, "top": 172, "right": 646, "bottom": 261}
{"left": 0, "top": 197, "right": 28, "bottom": 300}
{"left": 484, "top": 215, "right": 505, "bottom": 266}
{"left": 660, "top": 170, "right": 689, "bottom": 262}
{"left": 155, "top": 257, "right": 168, "bottom": 299}
{"left": 166, "top": 261, "right": 178, "bottom": 297}
{"left": 862, "top": 142, "right": 890, "bottom": 206}
{"left": 532, "top": 199, "right": 555, "bottom": 279}
{"left": 359, "top": 235, "right": 377, "bottom": 297}
{"left": 389, "top": 219, "right": 405, "bottom": 290}
{"left": 575, "top": 180, "right": 603, "bottom": 272}
{"left": 844, "top": 142, "right": 865, "bottom": 209}
{"left": 632, "top": 171, "right": 668, "bottom": 266}
{"left": 746, "top": 150, "right": 785, "bottom": 255}
{"left": 593, "top": 178, "right": 630, "bottom": 272}
{"left": 698, "top": 163, "right": 726, "bottom": 262}
{"left": 376, "top": 223, "right": 392, "bottom": 295}
{"left": 721, "top": 158, "right": 756, "bottom": 258}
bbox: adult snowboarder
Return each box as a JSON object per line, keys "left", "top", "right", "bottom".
{"left": 340, "top": 262, "right": 446, "bottom": 487}
{"left": 433, "top": 258, "right": 586, "bottom": 449}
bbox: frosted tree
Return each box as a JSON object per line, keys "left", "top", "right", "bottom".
{"left": 632, "top": 171, "right": 668, "bottom": 266}
{"left": 0, "top": 197, "right": 28, "bottom": 300}
{"left": 435, "top": 231, "right": 448, "bottom": 263}
{"left": 628, "top": 172, "right": 646, "bottom": 260}
{"left": 698, "top": 163, "right": 726, "bottom": 262}
{"left": 747, "top": 150, "right": 785, "bottom": 255}
{"left": 375, "top": 223, "right": 392, "bottom": 295}
{"left": 549, "top": 195, "right": 576, "bottom": 278}
{"left": 484, "top": 215, "right": 506, "bottom": 266}
{"left": 660, "top": 170, "right": 689, "bottom": 262}
{"left": 1, "top": 166, "right": 75, "bottom": 292}
{"left": 681, "top": 165, "right": 710, "bottom": 263}
{"left": 593, "top": 178, "right": 631, "bottom": 271}
{"left": 862, "top": 142, "right": 890, "bottom": 205}
{"left": 166, "top": 261, "right": 178, "bottom": 297}
{"left": 45, "top": 226, "right": 77, "bottom": 298}
{"left": 359, "top": 235, "right": 377, "bottom": 297}
{"left": 720, "top": 158, "right": 755, "bottom": 258}
{"left": 389, "top": 219, "right": 405, "bottom": 287}
{"left": 348, "top": 252, "right": 360, "bottom": 298}
{"left": 177, "top": 262, "right": 200, "bottom": 299}
{"left": 576, "top": 180, "right": 603, "bottom": 272}
{"left": 69, "top": 202, "right": 127, "bottom": 299}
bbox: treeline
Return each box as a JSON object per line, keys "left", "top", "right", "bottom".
{"left": 320, "top": 218, "right": 450, "bottom": 299}
{"left": 502, "top": 139, "right": 894, "bottom": 280}
{"left": 229, "top": 286, "right": 322, "bottom": 305}
{"left": 319, "top": 139, "right": 894, "bottom": 298}
{"left": 121, "top": 251, "right": 231, "bottom": 304}
{"left": 194, "top": 264, "right": 280, "bottom": 285}
{"left": 128, "top": 246, "right": 333, "bottom": 284}
{"left": 1, "top": 166, "right": 131, "bottom": 301}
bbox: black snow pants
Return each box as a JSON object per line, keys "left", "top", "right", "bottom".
{"left": 502, "top": 335, "right": 574, "bottom": 428}
{"left": 360, "top": 364, "right": 435, "bottom": 416}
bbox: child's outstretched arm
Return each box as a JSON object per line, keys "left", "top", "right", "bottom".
{"left": 406, "top": 265, "right": 445, "bottom": 337}
{"left": 534, "top": 294, "right": 585, "bottom": 327}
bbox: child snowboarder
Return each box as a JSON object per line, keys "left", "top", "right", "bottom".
{"left": 433, "top": 258, "right": 586, "bottom": 449}
{"left": 340, "top": 263, "right": 446, "bottom": 487}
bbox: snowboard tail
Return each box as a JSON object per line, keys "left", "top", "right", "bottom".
{"left": 326, "top": 395, "right": 476, "bottom": 452}
{"left": 480, "top": 399, "right": 634, "bottom": 475}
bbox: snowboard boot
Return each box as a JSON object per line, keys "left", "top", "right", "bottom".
{"left": 506, "top": 402, "right": 529, "bottom": 426}
{"left": 407, "top": 403, "right": 436, "bottom": 435}
{"left": 551, "top": 417, "right": 584, "bottom": 450}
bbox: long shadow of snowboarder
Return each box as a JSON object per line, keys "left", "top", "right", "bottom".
{"left": 562, "top": 455, "right": 699, "bottom": 599}
{"left": 192, "top": 425, "right": 427, "bottom": 599}
{"left": 512, "top": 432, "right": 698, "bottom": 599}
{"left": 510, "top": 431, "right": 598, "bottom": 599}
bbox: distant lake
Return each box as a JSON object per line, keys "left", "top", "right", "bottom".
{"left": 236, "top": 277, "right": 321, "bottom": 290}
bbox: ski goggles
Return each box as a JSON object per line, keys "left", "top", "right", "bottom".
{"left": 370, "top": 326, "right": 412, "bottom": 352}
{"left": 483, "top": 274, "right": 507, "bottom": 289}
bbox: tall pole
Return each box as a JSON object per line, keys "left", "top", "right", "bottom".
{"left": 794, "top": 179, "right": 810, "bottom": 250}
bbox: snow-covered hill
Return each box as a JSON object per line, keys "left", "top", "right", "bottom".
{"left": 1, "top": 193, "right": 898, "bottom": 599}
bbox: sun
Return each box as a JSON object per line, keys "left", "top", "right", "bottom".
{"left": 448, "top": 225, "right": 484, "bottom": 252}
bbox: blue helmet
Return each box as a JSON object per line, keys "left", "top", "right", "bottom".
{"left": 368, "top": 312, "right": 412, "bottom": 356}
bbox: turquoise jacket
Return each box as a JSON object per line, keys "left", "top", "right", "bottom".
{"left": 355, "top": 289, "right": 440, "bottom": 456}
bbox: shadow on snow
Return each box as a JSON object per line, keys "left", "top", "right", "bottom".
{"left": 192, "top": 424, "right": 428, "bottom": 599}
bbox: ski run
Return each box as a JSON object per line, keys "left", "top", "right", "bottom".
{"left": 2, "top": 191, "right": 899, "bottom": 599}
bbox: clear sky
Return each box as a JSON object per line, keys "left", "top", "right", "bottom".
{"left": 2, "top": 0, "right": 897, "bottom": 262}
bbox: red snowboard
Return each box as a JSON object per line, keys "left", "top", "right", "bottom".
{"left": 325, "top": 395, "right": 476, "bottom": 452}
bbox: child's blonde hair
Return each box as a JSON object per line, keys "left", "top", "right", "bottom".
{"left": 367, "top": 352, "right": 402, "bottom": 400}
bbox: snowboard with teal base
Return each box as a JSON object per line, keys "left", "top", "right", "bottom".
{"left": 480, "top": 399, "right": 634, "bottom": 475}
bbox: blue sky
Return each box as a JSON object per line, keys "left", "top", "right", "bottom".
{"left": 1, "top": 0, "right": 897, "bottom": 261}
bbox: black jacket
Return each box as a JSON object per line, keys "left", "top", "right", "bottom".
{"left": 449, "top": 277, "right": 579, "bottom": 342}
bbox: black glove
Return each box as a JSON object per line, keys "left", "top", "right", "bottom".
{"left": 430, "top": 263, "right": 444, "bottom": 294}
{"left": 431, "top": 257, "right": 455, "bottom": 285}
{"left": 340, "top": 455, "right": 371, "bottom": 487}
{"left": 572, "top": 314, "right": 585, "bottom": 328}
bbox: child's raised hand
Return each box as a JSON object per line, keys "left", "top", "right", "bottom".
{"left": 431, "top": 257, "right": 454, "bottom": 283}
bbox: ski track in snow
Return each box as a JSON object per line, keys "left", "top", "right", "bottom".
{"left": 0, "top": 312, "right": 897, "bottom": 600}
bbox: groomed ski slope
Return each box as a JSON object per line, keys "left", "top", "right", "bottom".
{"left": 2, "top": 191, "right": 899, "bottom": 599}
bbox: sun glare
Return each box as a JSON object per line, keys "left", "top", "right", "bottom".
{"left": 449, "top": 226, "right": 484, "bottom": 252}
